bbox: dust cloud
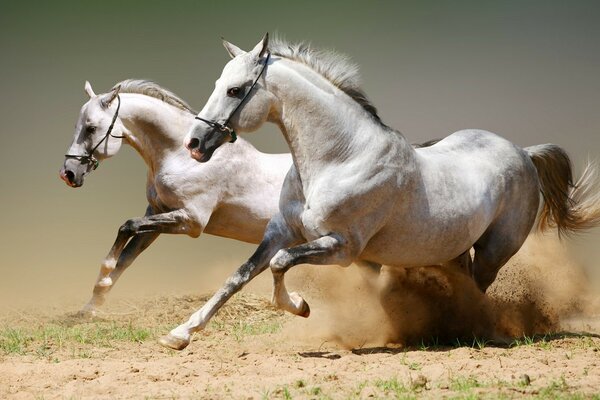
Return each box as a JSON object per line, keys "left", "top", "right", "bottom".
{"left": 283, "top": 234, "right": 600, "bottom": 348}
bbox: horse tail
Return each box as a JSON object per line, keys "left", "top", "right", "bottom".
{"left": 525, "top": 144, "right": 600, "bottom": 237}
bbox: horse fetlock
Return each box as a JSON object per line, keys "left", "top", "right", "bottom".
{"left": 96, "top": 276, "right": 113, "bottom": 288}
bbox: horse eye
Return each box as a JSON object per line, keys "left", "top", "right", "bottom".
{"left": 227, "top": 87, "right": 241, "bottom": 97}
{"left": 85, "top": 125, "right": 96, "bottom": 134}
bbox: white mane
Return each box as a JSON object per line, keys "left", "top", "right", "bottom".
{"left": 269, "top": 37, "right": 382, "bottom": 123}
{"left": 113, "top": 79, "right": 197, "bottom": 114}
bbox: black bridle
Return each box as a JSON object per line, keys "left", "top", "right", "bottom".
{"left": 65, "top": 95, "right": 124, "bottom": 170}
{"left": 194, "top": 52, "right": 271, "bottom": 144}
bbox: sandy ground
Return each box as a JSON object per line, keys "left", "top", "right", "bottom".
{"left": 1, "top": 294, "right": 599, "bottom": 400}
{"left": 2, "top": 236, "right": 600, "bottom": 399}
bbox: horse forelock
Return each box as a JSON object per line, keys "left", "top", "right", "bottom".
{"left": 113, "top": 79, "right": 197, "bottom": 115}
{"left": 268, "top": 37, "right": 384, "bottom": 125}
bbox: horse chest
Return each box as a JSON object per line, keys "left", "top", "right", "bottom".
{"left": 151, "top": 172, "right": 192, "bottom": 209}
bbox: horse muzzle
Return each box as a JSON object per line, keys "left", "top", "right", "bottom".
{"left": 59, "top": 167, "right": 83, "bottom": 188}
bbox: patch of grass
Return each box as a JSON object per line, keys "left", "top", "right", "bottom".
{"left": 309, "top": 386, "right": 322, "bottom": 396}
{"left": 374, "top": 377, "right": 416, "bottom": 399}
{"left": 231, "top": 320, "right": 282, "bottom": 341}
{"left": 0, "top": 327, "right": 33, "bottom": 355}
{"left": 0, "top": 321, "right": 153, "bottom": 357}
{"left": 472, "top": 336, "right": 488, "bottom": 350}
{"left": 293, "top": 379, "right": 305, "bottom": 389}
{"left": 449, "top": 376, "right": 481, "bottom": 392}
{"left": 511, "top": 334, "right": 537, "bottom": 347}
{"left": 537, "top": 376, "right": 571, "bottom": 399}
{"left": 282, "top": 386, "right": 292, "bottom": 400}
{"left": 351, "top": 381, "right": 368, "bottom": 398}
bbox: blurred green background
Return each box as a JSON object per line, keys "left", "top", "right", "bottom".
{"left": 1, "top": 0, "right": 599, "bottom": 307}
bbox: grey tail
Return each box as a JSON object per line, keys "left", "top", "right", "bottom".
{"left": 525, "top": 144, "right": 600, "bottom": 237}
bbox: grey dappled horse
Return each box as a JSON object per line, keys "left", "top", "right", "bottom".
{"left": 158, "top": 35, "right": 600, "bottom": 350}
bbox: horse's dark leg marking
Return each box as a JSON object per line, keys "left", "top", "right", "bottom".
{"left": 159, "top": 214, "right": 300, "bottom": 350}
{"left": 87, "top": 232, "right": 160, "bottom": 310}
{"left": 269, "top": 234, "right": 351, "bottom": 316}
{"left": 83, "top": 206, "right": 196, "bottom": 315}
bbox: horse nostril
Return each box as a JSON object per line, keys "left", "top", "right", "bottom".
{"left": 65, "top": 170, "right": 75, "bottom": 183}
{"left": 186, "top": 138, "right": 200, "bottom": 150}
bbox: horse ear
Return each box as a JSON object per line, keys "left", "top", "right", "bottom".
{"left": 222, "top": 38, "right": 245, "bottom": 58}
{"left": 250, "top": 32, "right": 269, "bottom": 58}
{"left": 101, "top": 85, "right": 121, "bottom": 108}
{"left": 84, "top": 81, "right": 96, "bottom": 98}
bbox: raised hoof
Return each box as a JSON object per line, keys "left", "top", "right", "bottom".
{"left": 158, "top": 334, "right": 190, "bottom": 351}
{"left": 290, "top": 292, "right": 311, "bottom": 318}
{"left": 298, "top": 299, "right": 311, "bottom": 318}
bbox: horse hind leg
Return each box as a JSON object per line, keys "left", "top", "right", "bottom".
{"left": 471, "top": 219, "right": 533, "bottom": 292}
{"left": 472, "top": 165, "right": 539, "bottom": 292}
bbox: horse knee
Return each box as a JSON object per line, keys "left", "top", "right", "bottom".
{"left": 119, "top": 219, "right": 138, "bottom": 236}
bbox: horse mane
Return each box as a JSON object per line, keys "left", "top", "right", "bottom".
{"left": 112, "top": 79, "right": 197, "bottom": 114}
{"left": 269, "top": 37, "right": 384, "bottom": 125}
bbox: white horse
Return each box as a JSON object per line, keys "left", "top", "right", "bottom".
{"left": 158, "top": 34, "right": 600, "bottom": 350}
{"left": 60, "top": 80, "right": 292, "bottom": 315}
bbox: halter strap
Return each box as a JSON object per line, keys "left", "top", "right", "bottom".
{"left": 195, "top": 52, "right": 271, "bottom": 144}
{"left": 65, "top": 95, "right": 124, "bottom": 170}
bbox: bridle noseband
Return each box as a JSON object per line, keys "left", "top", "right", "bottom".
{"left": 195, "top": 52, "right": 271, "bottom": 144}
{"left": 65, "top": 95, "right": 124, "bottom": 170}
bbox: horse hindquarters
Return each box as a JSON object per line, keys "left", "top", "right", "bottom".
{"left": 471, "top": 151, "right": 540, "bottom": 292}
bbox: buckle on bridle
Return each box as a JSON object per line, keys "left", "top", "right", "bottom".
{"left": 219, "top": 124, "right": 237, "bottom": 142}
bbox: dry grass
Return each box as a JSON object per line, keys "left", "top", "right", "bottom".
{"left": 0, "top": 292, "right": 286, "bottom": 360}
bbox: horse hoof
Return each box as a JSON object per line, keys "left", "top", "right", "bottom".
{"left": 76, "top": 310, "right": 95, "bottom": 319}
{"left": 290, "top": 292, "right": 310, "bottom": 318}
{"left": 76, "top": 304, "right": 98, "bottom": 319}
{"left": 158, "top": 334, "right": 190, "bottom": 351}
{"left": 298, "top": 299, "right": 311, "bottom": 318}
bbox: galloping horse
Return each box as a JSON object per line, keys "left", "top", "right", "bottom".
{"left": 166, "top": 35, "right": 599, "bottom": 350}
{"left": 60, "top": 80, "right": 292, "bottom": 315}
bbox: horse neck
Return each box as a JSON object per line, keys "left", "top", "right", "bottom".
{"left": 268, "top": 59, "right": 412, "bottom": 182}
{"left": 118, "top": 93, "right": 193, "bottom": 171}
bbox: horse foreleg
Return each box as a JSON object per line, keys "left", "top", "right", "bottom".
{"left": 82, "top": 232, "right": 159, "bottom": 315}
{"left": 270, "top": 234, "right": 354, "bottom": 316}
{"left": 82, "top": 207, "right": 198, "bottom": 315}
{"left": 158, "top": 215, "right": 299, "bottom": 351}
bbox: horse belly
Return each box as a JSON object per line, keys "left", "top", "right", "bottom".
{"left": 359, "top": 199, "right": 495, "bottom": 267}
